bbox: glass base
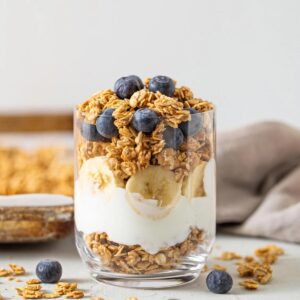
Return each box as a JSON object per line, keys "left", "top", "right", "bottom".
{"left": 90, "top": 269, "right": 201, "bottom": 289}
{"left": 76, "top": 230, "right": 212, "bottom": 289}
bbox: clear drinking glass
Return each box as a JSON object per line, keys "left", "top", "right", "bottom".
{"left": 74, "top": 106, "right": 216, "bottom": 288}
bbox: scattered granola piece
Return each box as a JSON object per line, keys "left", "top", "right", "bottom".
{"left": 21, "top": 289, "right": 44, "bottom": 299}
{"left": 55, "top": 282, "right": 77, "bottom": 295}
{"left": 244, "top": 256, "right": 255, "bottom": 262}
{"left": 254, "top": 244, "right": 284, "bottom": 264}
{"left": 202, "top": 264, "right": 209, "bottom": 273}
{"left": 255, "top": 244, "right": 284, "bottom": 257}
{"left": 239, "top": 279, "right": 259, "bottom": 290}
{"left": 217, "top": 251, "right": 241, "bottom": 261}
{"left": 212, "top": 264, "right": 227, "bottom": 271}
{"left": 237, "top": 261, "right": 260, "bottom": 277}
{"left": 126, "top": 297, "right": 138, "bottom": 300}
{"left": 16, "top": 288, "right": 24, "bottom": 296}
{"left": 0, "top": 268, "right": 10, "bottom": 277}
{"left": 15, "top": 278, "right": 22, "bottom": 282}
{"left": 65, "top": 290, "right": 85, "bottom": 299}
{"left": 254, "top": 265, "right": 272, "bottom": 284}
{"left": 91, "top": 297, "right": 105, "bottom": 300}
{"left": 0, "top": 294, "right": 3, "bottom": 300}
{"left": 27, "top": 279, "right": 42, "bottom": 285}
{"left": 23, "top": 284, "right": 42, "bottom": 291}
{"left": 7, "top": 275, "right": 14, "bottom": 281}
{"left": 9, "top": 263, "right": 25, "bottom": 275}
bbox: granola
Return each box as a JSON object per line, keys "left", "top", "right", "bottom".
{"left": 217, "top": 251, "right": 242, "bottom": 261}
{"left": 0, "top": 147, "right": 73, "bottom": 196}
{"left": 239, "top": 279, "right": 259, "bottom": 290}
{"left": 212, "top": 264, "right": 227, "bottom": 271}
{"left": 76, "top": 77, "right": 214, "bottom": 186}
{"left": 86, "top": 228, "right": 204, "bottom": 274}
{"left": 254, "top": 244, "right": 284, "bottom": 264}
{"left": 14, "top": 279, "right": 83, "bottom": 299}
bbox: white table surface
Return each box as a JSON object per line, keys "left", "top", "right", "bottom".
{"left": 0, "top": 233, "right": 299, "bottom": 300}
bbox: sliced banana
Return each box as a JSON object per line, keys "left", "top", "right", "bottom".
{"left": 182, "top": 162, "right": 207, "bottom": 199}
{"left": 126, "top": 166, "right": 182, "bottom": 219}
{"left": 78, "top": 156, "right": 120, "bottom": 193}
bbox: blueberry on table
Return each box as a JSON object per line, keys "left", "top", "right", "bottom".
{"left": 114, "top": 75, "right": 144, "bottom": 99}
{"left": 132, "top": 108, "right": 160, "bottom": 133}
{"left": 96, "top": 108, "right": 118, "bottom": 139}
{"left": 80, "top": 121, "right": 110, "bottom": 142}
{"left": 36, "top": 259, "right": 62, "bottom": 283}
{"left": 163, "top": 126, "right": 184, "bottom": 150}
{"left": 206, "top": 270, "right": 233, "bottom": 294}
{"left": 179, "top": 108, "right": 203, "bottom": 137}
{"left": 148, "top": 75, "right": 175, "bottom": 97}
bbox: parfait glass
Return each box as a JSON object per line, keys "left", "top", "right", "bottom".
{"left": 74, "top": 103, "right": 216, "bottom": 289}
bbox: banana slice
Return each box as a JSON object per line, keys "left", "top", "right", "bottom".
{"left": 182, "top": 162, "right": 207, "bottom": 199}
{"left": 78, "top": 156, "right": 121, "bottom": 193}
{"left": 126, "top": 166, "right": 182, "bottom": 219}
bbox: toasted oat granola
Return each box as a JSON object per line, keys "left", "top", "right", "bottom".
{"left": 0, "top": 147, "right": 73, "bottom": 196}
{"left": 55, "top": 282, "right": 77, "bottom": 295}
{"left": 86, "top": 228, "right": 204, "bottom": 274}
{"left": 9, "top": 264, "right": 26, "bottom": 275}
{"left": 217, "top": 251, "right": 242, "bottom": 261}
{"left": 212, "top": 264, "right": 227, "bottom": 271}
{"left": 15, "top": 280, "right": 83, "bottom": 299}
{"left": 76, "top": 79, "right": 214, "bottom": 186}
{"left": 26, "top": 279, "right": 42, "bottom": 285}
{"left": 254, "top": 244, "right": 284, "bottom": 264}
{"left": 239, "top": 279, "right": 259, "bottom": 290}
{"left": 65, "top": 290, "right": 85, "bottom": 299}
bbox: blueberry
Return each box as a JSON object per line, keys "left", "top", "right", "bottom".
{"left": 179, "top": 108, "right": 203, "bottom": 137}
{"left": 148, "top": 76, "right": 175, "bottom": 97}
{"left": 114, "top": 75, "right": 144, "bottom": 99}
{"left": 127, "top": 75, "right": 144, "bottom": 90}
{"left": 36, "top": 259, "right": 62, "bottom": 283}
{"left": 163, "top": 126, "right": 184, "bottom": 150}
{"left": 132, "top": 108, "right": 159, "bottom": 133}
{"left": 96, "top": 108, "right": 118, "bottom": 138}
{"left": 206, "top": 270, "right": 233, "bottom": 294}
{"left": 80, "top": 121, "right": 110, "bottom": 142}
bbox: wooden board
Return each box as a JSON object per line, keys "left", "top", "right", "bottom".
{"left": 0, "top": 113, "right": 73, "bottom": 132}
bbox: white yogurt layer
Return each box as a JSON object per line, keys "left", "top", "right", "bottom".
{"left": 75, "top": 159, "right": 216, "bottom": 255}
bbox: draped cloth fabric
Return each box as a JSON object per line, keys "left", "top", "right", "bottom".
{"left": 217, "top": 122, "right": 300, "bottom": 243}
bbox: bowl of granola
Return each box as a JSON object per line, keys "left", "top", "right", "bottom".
{"left": 74, "top": 75, "right": 216, "bottom": 288}
{"left": 0, "top": 130, "right": 74, "bottom": 243}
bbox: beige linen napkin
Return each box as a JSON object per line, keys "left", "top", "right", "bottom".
{"left": 217, "top": 121, "right": 300, "bottom": 243}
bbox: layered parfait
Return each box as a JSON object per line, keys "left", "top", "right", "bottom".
{"left": 75, "top": 75, "right": 215, "bottom": 276}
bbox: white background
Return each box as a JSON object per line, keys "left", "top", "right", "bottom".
{"left": 0, "top": 0, "right": 299, "bottom": 130}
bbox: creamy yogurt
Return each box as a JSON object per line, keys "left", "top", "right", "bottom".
{"left": 75, "top": 159, "right": 216, "bottom": 254}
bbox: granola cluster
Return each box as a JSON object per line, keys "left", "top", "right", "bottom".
{"left": 86, "top": 228, "right": 204, "bottom": 274}
{"left": 76, "top": 78, "right": 214, "bottom": 185}
{"left": 0, "top": 263, "right": 86, "bottom": 299}
{"left": 0, "top": 264, "right": 25, "bottom": 278}
{"left": 214, "top": 244, "right": 284, "bottom": 291}
{"left": 0, "top": 147, "right": 73, "bottom": 196}
{"left": 15, "top": 281, "right": 84, "bottom": 299}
